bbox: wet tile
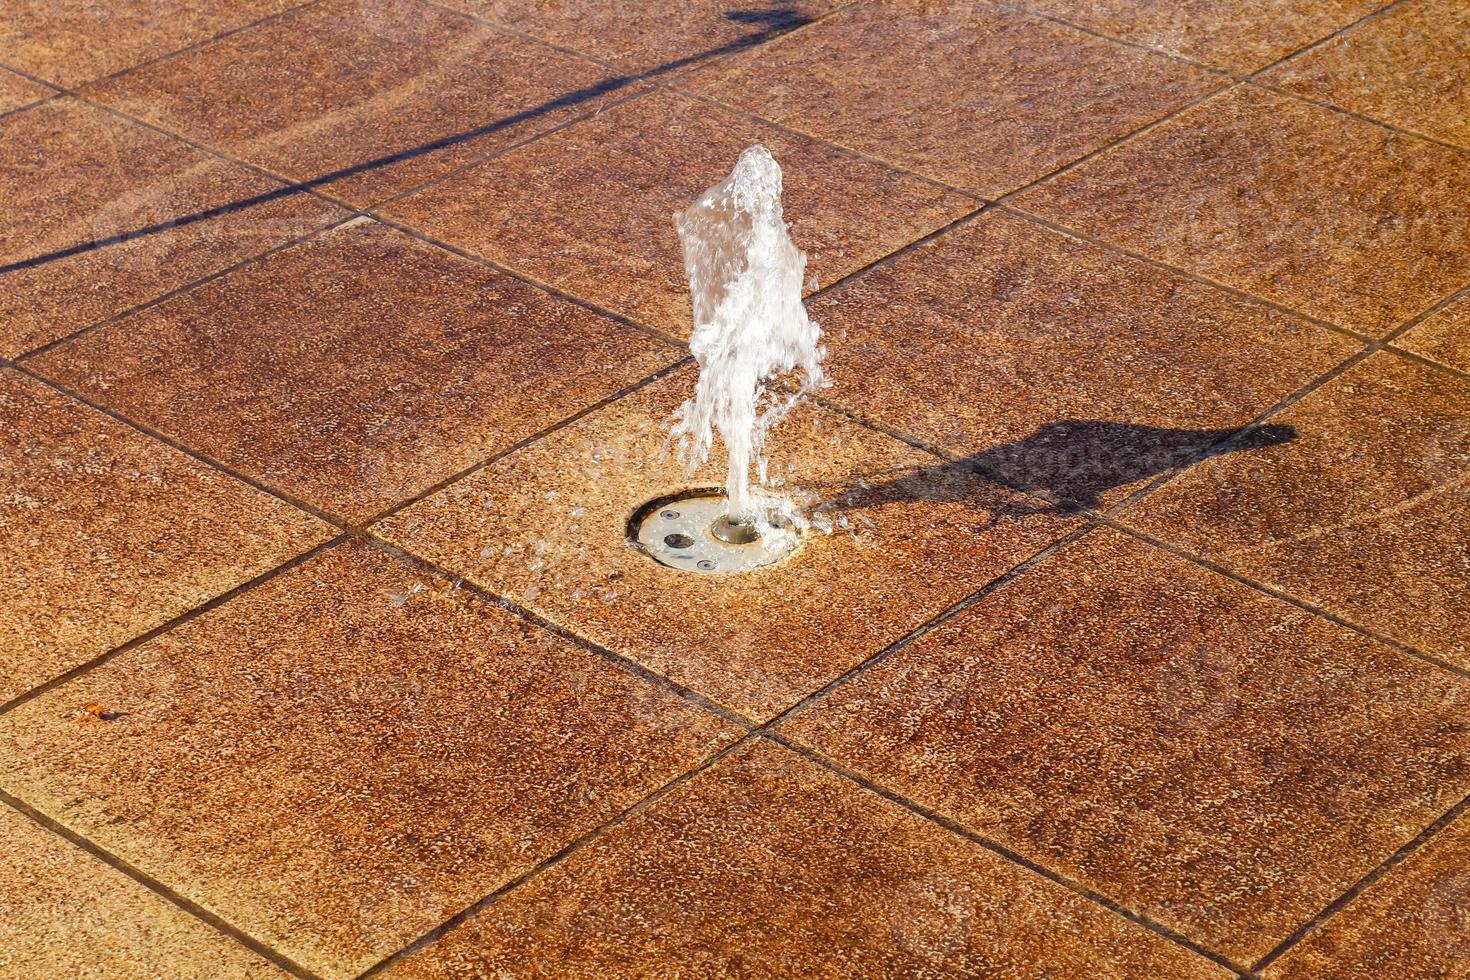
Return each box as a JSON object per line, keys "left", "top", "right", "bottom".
{"left": 385, "top": 90, "right": 975, "bottom": 337}
{"left": 443, "top": 0, "right": 837, "bottom": 75}
{"left": 783, "top": 529, "right": 1470, "bottom": 964}
{"left": 0, "top": 540, "right": 737, "bottom": 978}
{"left": 386, "top": 739, "right": 1227, "bottom": 978}
{"left": 0, "top": 99, "right": 344, "bottom": 358}
{"left": 0, "top": 805, "right": 284, "bottom": 977}
{"left": 0, "top": 0, "right": 300, "bottom": 87}
{"left": 1265, "top": 0, "right": 1470, "bottom": 149}
{"left": 0, "top": 67, "right": 51, "bottom": 113}
{"left": 1264, "top": 812, "right": 1470, "bottom": 979}
{"left": 86, "top": 0, "right": 631, "bottom": 207}
{"left": 811, "top": 210, "right": 1356, "bottom": 509}
{"left": 0, "top": 369, "right": 329, "bottom": 705}
{"left": 1025, "top": 0, "right": 1383, "bottom": 73}
{"left": 377, "top": 370, "right": 1075, "bottom": 721}
{"left": 1127, "top": 352, "right": 1470, "bottom": 669}
{"left": 1397, "top": 294, "right": 1470, "bottom": 375}
{"left": 683, "top": 0, "right": 1221, "bottom": 197}
{"left": 1015, "top": 87, "right": 1470, "bottom": 336}
{"left": 30, "top": 219, "right": 679, "bottom": 523}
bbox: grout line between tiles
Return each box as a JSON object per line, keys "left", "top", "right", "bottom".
{"left": 353, "top": 732, "right": 759, "bottom": 978}
{"left": 12, "top": 215, "right": 357, "bottom": 363}
{"left": 1246, "top": 79, "right": 1470, "bottom": 157}
{"left": 10, "top": 364, "right": 352, "bottom": 529}
{"left": 357, "top": 356, "right": 693, "bottom": 529}
{"left": 1252, "top": 788, "right": 1470, "bottom": 973}
{"left": 761, "top": 732, "right": 1252, "bottom": 976}
{"left": 0, "top": 535, "right": 348, "bottom": 721}
{"left": 0, "top": 789, "right": 322, "bottom": 979}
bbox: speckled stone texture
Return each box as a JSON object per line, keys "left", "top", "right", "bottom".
{"left": 30, "top": 219, "right": 680, "bottom": 523}
{"left": 1016, "top": 86, "right": 1470, "bottom": 336}
{"left": 1265, "top": 0, "right": 1470, "bottom": 150}
{"left": 0, "top": 99, "right": 344, "bottom": 358}
{"left": 1024, "top": 0, "right": 1383, "bottom": 73}
{"left": 1264, "top": 811, "right": 1470, "bottom": 979}
{"left": 0, "top": 0, "right": 300, "bottom": 87}
{"left": 0, "top": 369, "right": 329, "bottom": 704}
{"left": 0, "top": 66, "right": 49, "bottom": 113}
{"left": 384, "top": 740, "right": 1230, "bottom": 978}
{"left": 1127, "top": 352, "right": 1470, "bottom": 670}
{"left": 0, "top": 540, "right": 738, "bottom": 978}
{"left": 441, "top": 0, "right": 840, "bottom": 74}
{"left": 384, "top": 89, "right": 976, "bottom": 338}
{"left": 1397, "top": 294, "right": 1470, "bottom": 375}
{"left": 811, "top": 210, "right": 1355, "bottom": 508}
{"left": 683, "top": 0, "right": 1222, "bottom": 197}
{"left": 0, "top": 805, "right": 284, "bottom": 977}
{"left": 377, "top": 370, "right": 1075, "bottom": 721}
{"left": 783, "top": 529, "right": 1470, "bottom": 964}
{"left": 86, "top": 0, "right": 631, "bottom": 206}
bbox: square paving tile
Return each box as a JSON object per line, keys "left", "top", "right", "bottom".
{"left": 86, "top": 0, "right": 630, "bottom": 207}
{"left": 1263, "top": 811, "right": 1470, "bottom": 979}
{"left": 0, "top": 540, "right": 738, "bottom": 978}
{"left": 384, "top": 739, "right": 1227, "bottom": 978}
{"left": 782, "top": 529, "right": 1470, "bottom": 964}
{"left": 0, "top": 805, "right": 283, "bottom": 977}
{"left": 30, "top": 219, "right": 680, "bottom": 524}
{"left": 1015, "top": 86, "right": 1470, "bottom": 336}
{"left": 384, "top": 90, "right": 975, "bottom": 338}
{"left": 0, "top": 66, "right": 50, "bottom": 113}
{"left": 442, "top": 0, "right": 839, "bottom": 75}
{"left": 0, "top": 0, "right": 300, "bottom": 87}
{"left": 1126, "top": 351, "right": 1470, "bottom": 669}
{"left": 1396, "top": 293, "right": 1470, "bottom": 375}
{"left": 0, "top": 368, "right": 329, "bottom": 705}
{"left": 1264, "top": 0, "right": 1470, "bottom": 150}
{"left": 376, "top": 370, "right": 1076, "bottom": 721}
{"left": 0, "top": 98, "right": 344, "bottom": 358}
{"left": 681, "top": 0, "right": 1222, "bottom": 197}
{"left": 1024, "top": 0, "right": 1383, "bottom": 74}
{"left": 810, "top": 210, "right": 1356, "bottom": 509}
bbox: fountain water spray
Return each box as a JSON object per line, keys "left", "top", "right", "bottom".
{"left": 668, "top": 145, "right": 826, "bottom": 535}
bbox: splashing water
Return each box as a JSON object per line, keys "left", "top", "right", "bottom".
{"left": 669, "top": 145, "right": 826, "bottom": 525}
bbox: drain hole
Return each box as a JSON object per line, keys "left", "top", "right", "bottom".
{"left": 663, "top": 533, "right": 695, "bottom": 549}
{"left": 660, "top": 510, "right": 681, "bottom": 520}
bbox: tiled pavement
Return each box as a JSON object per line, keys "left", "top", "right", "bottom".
{"left": 0, "top": 0, "right": 1466, "bottom": 976}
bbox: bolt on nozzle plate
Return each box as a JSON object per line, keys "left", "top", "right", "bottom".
{"left": 631, "top": 490, "right": 797, "bottom": 573}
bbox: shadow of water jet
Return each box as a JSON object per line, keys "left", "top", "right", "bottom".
{"left": 822, "top": 420, "right": 1298, "bottom": 519}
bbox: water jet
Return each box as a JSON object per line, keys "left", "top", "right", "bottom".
{"left": 633, "top": 144, "right": 824, "bottom": 573}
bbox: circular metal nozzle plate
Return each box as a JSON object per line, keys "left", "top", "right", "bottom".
{"left": 631, "top": 491, "right": 799, "bottom": 574}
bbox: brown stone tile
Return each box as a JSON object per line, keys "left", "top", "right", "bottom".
{"left": 811, "top": 210, "right": 1356, "bottom": 509}
{"left": 0, "top": 369, "right": 329, "bottom": 705}
{"left": 1126, "top": 352, "right": 1470, "bottom": 669}
{"left": 384, "top": 90, "right": 975, "bottom": 338}
{"left": 1015, "top": 86, "right": 1470, "bottom": 336}
{"left": 0, "top": 67, "right": 51, "bottom": 113}
{"left": 783, "top": 529, "right": 1470, "bottom": 964}
{"left": 376, "top": 370, "right": 1075, "bottom": 721}
{"left": 1265, "top": 0, "right": 1470, "bottom": 149}
{"left": 1264, "top": 811, "right": 1470, "bottom": 979}
{"left": 386, "top": 739, "right": 1228, "bottom": 978}
{"left": 0, "top": 99, "right": 344, "bottom": 358}
{"left": 30, "top": 219, "right": 679, "bottom": 523}
{"left": 86, "top": 0, "right": 632, "bottom": 206}
{"left": 442, "top": 0, "right": 838, "bottom": 75}
{"left": 0, "top": 540, "right": 738, "bottom": 978}
{"left": 682, "top": 0, "right": 1221, "bottom": 197}
{"left": 0, "top": 0, "right": 300, "bottom": 87}
{"left": 1025, "top": 0, "right": 1383, "bottom": 74}
{"left": 1397, "top": 293, "right": 1470, "bottom": 375}
{"left": 0, "top": 805, "right": 284, "bottom": 977}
